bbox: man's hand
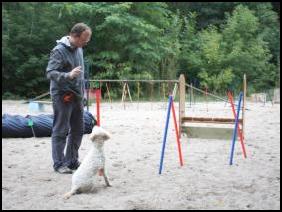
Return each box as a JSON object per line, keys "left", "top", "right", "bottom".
{"left": 69, "top": 66, "right": 82, "bottom": 80}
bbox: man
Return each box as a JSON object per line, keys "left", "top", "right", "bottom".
{"left": 46, "top": 23, "right": 92, "bottom": 174}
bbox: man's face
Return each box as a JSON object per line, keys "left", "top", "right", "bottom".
{"left": 74, "top": 30, "right": 92, "bottom": 48}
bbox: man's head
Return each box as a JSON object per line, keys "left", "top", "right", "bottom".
{"left": 69, "top": 23, "right": 92, "bottom": 48}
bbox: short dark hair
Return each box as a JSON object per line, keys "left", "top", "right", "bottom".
{"left": 70, "top": 23, "right": 91, "bottom": 37}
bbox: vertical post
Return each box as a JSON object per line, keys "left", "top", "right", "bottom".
{"left": 121, "top": 82, "right": 126, "bottom": 110}
{"left": 127, "top": 83, "right": 132, "bottom": 102}
{"left": 86, "top": 87, "right": 89, "bottom": 112}
{"left": 96, "top": 89, "right": 101, "bottom": 126}
{"left": 172, "top": 83, "right": 178, "bottom": 100}
{"left": 227, "top": 91, "right": 247, "bottom": 158}
{"left": 105, "top": 82, "right": 112, "bottom": 104}
{"left": 229, "top": 92, "right": 243, "bottom": 165}
{"left": 242, "top": 74, "right": 246, "bottom": 139}
{"left": 179, "top": 74, "right": 186, "bottom": 137}
{"left": 84, "top": 61, "right": 90, "bottom": 112}
{"left": 163, "top": 83, "right": 167, "bottom": 110}
{"left": 171, "top": 99, "right": 184, "bottom": 166}
{"left": 159, "top": 95, "right": 173, "bottom": 175}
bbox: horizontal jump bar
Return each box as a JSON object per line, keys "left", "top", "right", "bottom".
{"left": 87, "top": 79, "right": 179, "bottom": 83}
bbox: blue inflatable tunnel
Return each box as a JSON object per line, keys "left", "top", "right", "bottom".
{"left": 2, "top": 110, "right": 96, "bottom": 138}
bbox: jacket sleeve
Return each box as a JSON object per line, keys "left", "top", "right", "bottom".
{"left": 46, "top": 49, "right": 71, "bottom": 83}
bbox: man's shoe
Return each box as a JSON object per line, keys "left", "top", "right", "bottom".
{"left": 55, "top": 166, "right": 73, "bottom": 174}
{"left": 68, "top": 161, "right": 81, "bottom": 170}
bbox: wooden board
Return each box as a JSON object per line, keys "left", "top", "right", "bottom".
{"left": 181, "top": 125, "right": 234, "bottom": 140}
{"left": 182, "top": 117, "right": 243, "bottom": 125}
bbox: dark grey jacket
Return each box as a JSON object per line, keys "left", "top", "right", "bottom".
{"left": 46, "top": 36, "right": 84, "bottom": 100}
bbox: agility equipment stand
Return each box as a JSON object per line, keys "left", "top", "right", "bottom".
{"left": 159, "top": 95, "right": 184, "bottom": 175}
{"left": 178, "top": 74, "right": 247, "bottom": 165}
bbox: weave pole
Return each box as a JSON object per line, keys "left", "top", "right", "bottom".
{"left": 159, "top": 95, "right": 184, "bottom": 174}
{"left": 159, "top": 95, "right": 173, "bottom": 175}
{"left": 229, "top": 92, "right": 243, "bottom": 165}
{"left": 227, "top": 91, "right": 247, "bottom": 158}
{"left": 171, "top": 99, "right": 184, "bottom": 166}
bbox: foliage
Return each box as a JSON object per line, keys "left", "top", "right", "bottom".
{"left": 221, "top": 5, "right": 276, "bottom": 91}
{"left": 2, "top": 2, "right": 280, "bottom": 98}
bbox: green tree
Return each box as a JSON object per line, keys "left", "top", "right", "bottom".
{"left": 178, "top": 12, "right": 202, "bottom": 82}
{"left": 222, "top": 5, "right": 276, "bottom": 91}
{"left": 196, "top": 26, "right": 234, "bottom": 92}
{"left": 2, "top": 2, "right": 67, "bottom": 98}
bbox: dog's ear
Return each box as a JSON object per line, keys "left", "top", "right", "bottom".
{"left": 89, "top": 133, "right": 96, "bottom": 142}
{"left": 102, "top": 132, "right": 110, "bottom": 141}
{"left": 90, "top": 133, "right": 110, "bottom": 142}
{"left": 90, "top": 126, "right": 99, "bottom": 141}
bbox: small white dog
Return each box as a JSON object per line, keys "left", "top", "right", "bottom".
{"left": 64, "top": 126, "right": 111, "bottom": 199}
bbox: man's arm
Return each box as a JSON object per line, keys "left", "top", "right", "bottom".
{"left": 46, "top": 49, "right": 70, "bottom": 83}
{"left": 46, "top": 49, "right": 81, "bottom": 83}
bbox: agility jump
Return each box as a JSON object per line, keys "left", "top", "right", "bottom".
{"left": 86, "top": 75, "right": 247, "bottom": 173}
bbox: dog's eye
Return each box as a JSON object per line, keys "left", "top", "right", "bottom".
{"left": 102, "top": 135, "right": 108, "bottom": 140}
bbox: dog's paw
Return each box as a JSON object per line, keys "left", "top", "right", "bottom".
{"left": 63, "top": 192, "right": 72, "bottom": 200}
{"left": 98, "top": 168, "right": 104, "bottom": 176}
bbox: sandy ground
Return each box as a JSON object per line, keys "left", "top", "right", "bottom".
{"left": 2, "top": 100, "right": 280, "bottom": 210}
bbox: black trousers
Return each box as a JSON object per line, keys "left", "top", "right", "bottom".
{"left": 51, "top": 94, "right": 84, "bottom": 170}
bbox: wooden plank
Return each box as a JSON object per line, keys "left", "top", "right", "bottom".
{"left": 181, "top": 126, "right": 234, "bottom": 140}
{"left": 182, "top": 117, "right": 243, "bottom": 124}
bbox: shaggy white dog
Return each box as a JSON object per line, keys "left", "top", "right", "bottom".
{"left": 64, "top": 126, "right": 111, "bottom": 199}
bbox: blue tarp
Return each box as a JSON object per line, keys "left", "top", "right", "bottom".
{"left": 2, "top": 111, "right": 96, "bottom": 138}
